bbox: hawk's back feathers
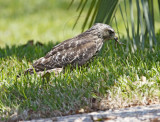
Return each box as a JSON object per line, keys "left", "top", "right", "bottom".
{"left": 25, "top": 23, "right": 116, "bottom": 75}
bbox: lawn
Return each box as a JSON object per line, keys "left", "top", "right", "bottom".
{"left": 0, "top": 0, "right": 87, "bottom": 47}
{"left": 0, "top": 0, "right": 160, "bottom": 121}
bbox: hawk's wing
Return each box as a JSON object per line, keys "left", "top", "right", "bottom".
{"left": 32, "top": 34, "right": 101, "bottom": 71}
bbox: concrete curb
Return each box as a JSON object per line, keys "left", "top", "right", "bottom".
{"left": 24, "top": 104, "right": 160, "bottom": 122}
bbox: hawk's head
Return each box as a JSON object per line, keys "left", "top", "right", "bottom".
{"left": 90, "top": 23, "right": 117, "bottom": 41}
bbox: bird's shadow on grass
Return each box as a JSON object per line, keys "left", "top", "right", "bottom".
{"left": 0, "top": 40, "right": 60, "bottom": 62}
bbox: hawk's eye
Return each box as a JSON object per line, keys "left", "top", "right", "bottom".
{"left": 108, "top": 30, "right": 114, "bottom": 35}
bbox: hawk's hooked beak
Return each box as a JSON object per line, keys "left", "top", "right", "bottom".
{"left": 114, "top": 35, "right": 124, "bottom": 45}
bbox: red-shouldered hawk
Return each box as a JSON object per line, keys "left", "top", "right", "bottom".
{"left": 25, "top": 23, "right": 120, "bottom": 75}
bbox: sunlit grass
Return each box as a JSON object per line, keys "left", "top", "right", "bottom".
{"left": 0, "top": 0, "right": 88, "bottom": 47}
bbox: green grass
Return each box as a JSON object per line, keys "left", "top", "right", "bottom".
{"left": 0, "top": 0, "right": 88, "bottom": 47}
{"left": 0, "top": 0, "right": 160, "bottom": 121}
{"left": 0, "top": 38, "right": 160, "bottom": 120}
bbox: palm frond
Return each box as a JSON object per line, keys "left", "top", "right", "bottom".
{"left": 95, "top": 0, "right": 119, "bottom": 24}
{"left": 70, "top": 0, "right": 160, "bottom": 49}
{"left": 158, "top": 0, "right": 160, "bottom": 14}
{"left": 82, "top": 0, "right": 96, "bottom": 32}
{"left": 72, "top": 0, "right": 88, "bottom": 29}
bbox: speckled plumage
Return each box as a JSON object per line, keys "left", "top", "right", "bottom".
{"left": 25, "top": 23, "right": 116, "bottom": 75}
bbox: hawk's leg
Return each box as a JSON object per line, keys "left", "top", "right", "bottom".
{"left": 37, "top": 68, "right": 63, "bottom": 77}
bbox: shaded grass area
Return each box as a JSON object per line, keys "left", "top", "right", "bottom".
{"left": 0, "top": 36, "right": 160, "bottom": 120}
{"left": 0, "top": 41, "right": 56, "bottom": 62}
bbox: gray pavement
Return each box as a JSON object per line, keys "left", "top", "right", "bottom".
{"left": 23, "top": 104, "right": 160, "bottom": 122}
